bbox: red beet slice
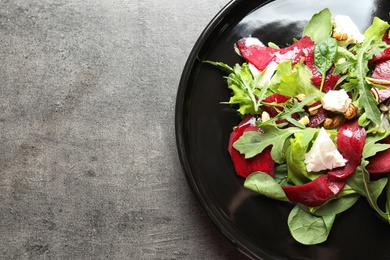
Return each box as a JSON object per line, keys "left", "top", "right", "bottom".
{"left": 371, "top": 59, "right": 390, "bottom": 88}
{"left": 235, "top": 39, "right": 278, "bottom": 71}
{"left": 370, "top": 30, "right": 390, "bottom": 63}
{"left": 261, "top": 93, "right": 291, "bottom": 117}
{"left": 282, "top": 175, "right": 346, "bottom": 207}
{"left": 308, "top": 106, "right": 331, "bottom": 128}
{"left": 366, "top": 136, "right": 390, "bottom": 174}
{"left": 371, "top": 48, "right": 390, "bottom": 64}
{"left": 304, "top": 45, "right": 340, "bottom": 93}
{"left": 228, "top": 116, "right": 275, "bottom": 178}
{"left": 236, "top": 36, "right": 314, "bottom": 71}
{"left": 328, "top": 119, "right": 366, "bottom": 179}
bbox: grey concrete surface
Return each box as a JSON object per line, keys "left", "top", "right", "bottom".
{"left": 0, "top": 0, "right": 249, "bottom": 259}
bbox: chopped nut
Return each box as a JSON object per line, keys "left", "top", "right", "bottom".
{"left": 344, "top": 103, "right": 358, "bottom": 119}
{"left": 379, "top": 103, "right": 389, "bottom": 112}
{"left": 261, "top": 111, "right": 270, "bottom": 122}
{"left": 308, "top": 104, "right": 323, "bottom": 115}
{"left": 323, "top": 118, "right": 333, "bottom": 129}
{"left": 296, "top": 94, "right": 306, "bottom": 102}
{"left": 298, "top": 116, "right": 310, "bottom": 126}
{"left": 333, "top": 31, "right": 349, "bottom": 41}
{"left": 323, "top": 115, "right": 344, "bottom": 129}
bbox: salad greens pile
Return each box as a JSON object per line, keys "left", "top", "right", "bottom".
{"left": 208, "top": 8, "right": 390, "bottom": 245}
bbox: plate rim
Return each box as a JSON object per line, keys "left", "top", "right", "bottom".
{"left": 175, "top": 0, "right": 276, "bottom": 259}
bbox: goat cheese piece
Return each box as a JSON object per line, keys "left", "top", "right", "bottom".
{"left": 244, "top": 37, "right": 265, "bottom": 47}
{"left": 249, "top": 61, "right": 278, "bottom": 87}
{"left": 321, "top": 89, "right": 351, "bottom": 113}
{"left": 304, "top": 127, "right": 347, "bottom": 172}
{"left": 332, "top": 15, "right": 365, "bottom": 47}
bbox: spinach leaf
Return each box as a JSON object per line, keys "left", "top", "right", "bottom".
{"left": 302, "top": 8, "right": 333, "bottom": 44}
{"left": 309, "top": 193, "right": 360, "bottom": 216}
{"left": 288, "top": 205, "right": 335, "bottom": 245}
{"left": 244, "top": 172, "right": 289, "bottom": 202}
{"left": 314, "top": 37, "right": 338, "bottom": 92}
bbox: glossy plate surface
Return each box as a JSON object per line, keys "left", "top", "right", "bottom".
{"left": 175, "top": 0, "right": 390, "bottom": 259}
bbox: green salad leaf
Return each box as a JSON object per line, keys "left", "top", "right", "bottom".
{"left": 210, "top": 7, "right": 390, "bottom": 246}
{"left": 288, "top": 205, "right": 335, "bottom": 245}
{"left": 335, "top": 17, "right": 390, "bottom": 126}
{"left": 274, "top": 62, "right": 322, "bottom": 97}
{"left": 302, "top": 8, "right": 333, "bottom": 43}
{"left": 314, "top": 37, "right": 338, "bottom": 91}
{"left": 244, "top": 172, "right": 289, "bottom": 202}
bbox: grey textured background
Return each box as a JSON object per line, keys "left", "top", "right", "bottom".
{"left": 0, "top": 0, "right": 249, "bottom": 259}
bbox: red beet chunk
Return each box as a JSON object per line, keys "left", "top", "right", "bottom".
{"left": 371, "top": 59, "right": 390, "bottom": 88}
{"left": 273, "top": 36, "right": 314, "bottom": 64}
{"left": 371, "top": 48, "right": 390, "bottom": 64}
{"left": 236, "top": 36, "right": 314, "bottom": 71}
{"left": 366, "top": 136, "right": 390, "bottom": 174}
{"left": 328, "top": 119, "right": 366, "bottom": 179}
{"left": 308, "top": 106, "right": 331, "bottom": 128}
{"left": 370, "top": 30, "right": 390, "bottom": 63}
{"left": 261, "top": 93, "right": 291, "bottom": 117}
{"left": 282, "top": 175, "right": 346, "bottom": 207}
{"left": 235, "top": 39, "right": 278, "bottom": 71}
{"left": 228, "top": 116, "right": 275, "bottom": 178}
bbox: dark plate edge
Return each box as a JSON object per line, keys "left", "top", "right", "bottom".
{"left": 174, "top": 0, "right": 275, "bottom": 259}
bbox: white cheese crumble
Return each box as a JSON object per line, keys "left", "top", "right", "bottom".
{"left": 249, "top": 61, "right": 278, "bottom": 88}
{"left": 244, "top": 37, "right": 265, "bottom": 47}
{"left": 304, "top": 127, "right": 347, "bottom": 172}
{"left": 321, "top": 89, "right": 351, "bottom": 113}
{"left": 332, "top": 15, "right": 365, "bottom": 47}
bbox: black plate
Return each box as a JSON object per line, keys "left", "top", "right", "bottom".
{"left": 175, "top": 0, "right": 390, "bottom": 259}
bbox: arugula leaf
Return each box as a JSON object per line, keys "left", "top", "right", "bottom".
{"left": 233, "top": 125, "right": 317, "bottom": 164}
{"left": 302, "top": 8, "right": 333, "bottom": 44}
{"left": 314, "top": 37, "right": 338, "bottom": 91}
{"left": 244, "top": 172, "right": 289, "bottom": 202}
{"left": 336, "top": 17, "right": 390, "bottom": 126}
{"left": 209, "top": 62, "right": 275, "bottom": 116}
{"left": 362, "top": 130, "right": 390, "bottom": 159}
{"left": 288, "top": 205, "right": 335, "bottom": 245}
{"left": 233, "top": 125, "right": 302, "bottom": 163}
{"left": 347, "top": 162, "right": 389, "bottom": 221}
{"left": 259, "top": 93, "right": 319, "bottom": 128}
{"left": 224, "top": 63, "right": 262, "bottom": 115}
{"left": 203, "top": 60, "right": 233, "bottom": 73}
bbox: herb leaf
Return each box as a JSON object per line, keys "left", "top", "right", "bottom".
{"left": 314, "top": 37, "right": 338, "bottom": 92}
{"left": 335, "top": 17, "right": 390, "bottom": 126}
{"left": 302, "top": 8, "right": 333, "bottom": 44}
{"left": 233, "top": 125, "right": 300, "bottom": 163}
{"left": 347, "top": 162, "right": 389, "bottom": 221}
{"left": 244, "top": 172, "right": 289, "bottom": 202}
{"left": 288, "top": 205, "right": 335, "bottom": 245}
{"left": 275, "top": 63, "right": 322, "bottom": 97}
